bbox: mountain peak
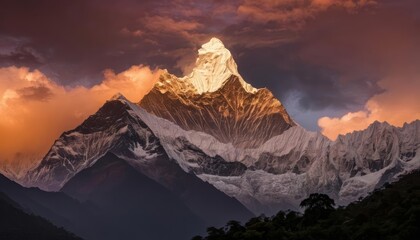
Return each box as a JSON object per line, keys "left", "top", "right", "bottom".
{"left": 199, "top": 37, "right": 226, "bottom": 54}
{"left": 181, "top": 37, "right": 257, "bottom": 94}
{"left": 109, "top": 92, "right": 128, "bottom": 102}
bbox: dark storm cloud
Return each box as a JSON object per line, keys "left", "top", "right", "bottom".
{"left": 227, "top": 0, "right": 420, "bottom": 115}
{"left": 0, "top": 47, "right": 44, "bottom": 68}
{"left": 232, "top": 43, "right": 383, "bottom": 112}
{"left": 1, "top": 0, "right": 419, "bottom": 130}
{"left": 16, "top": 84, "right": 53, "bottom": 102}
{"left": 0, "top": 0, "right": 161, "bottom": 84}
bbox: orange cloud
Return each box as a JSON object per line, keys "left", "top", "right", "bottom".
{"left": 318, "top": 71, "right": 420, "bottom": 140}
{"left": 0, "top": 65, "right": 160, "bottom": 175}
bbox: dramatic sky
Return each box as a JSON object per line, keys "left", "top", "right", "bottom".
{"left": 0, "top": 0, "right": 419, "bottom": 164}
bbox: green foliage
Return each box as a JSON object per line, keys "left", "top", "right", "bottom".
{"left": 194, "top": 171, "right": 420, "bottom": 240}
{"left": 300, "top": 193, "right": 335, "bottom": 225}
{"left": 300, "top": 193, "right": 335, "bottom": 212}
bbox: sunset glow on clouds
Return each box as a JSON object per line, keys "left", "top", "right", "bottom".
{"left": 319, "top": 71, "right": 420, "bottom": 140}
{"left": 0, "top": 0, "right": 419, "bottom": 164}
{"left": 0, "top": 65, "right": 160, "bottom": 166}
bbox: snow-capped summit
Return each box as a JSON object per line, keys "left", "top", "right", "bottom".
{"left": 181, "top": 37, "right": 257, "bottom": 94}
{"left": 199, "top": 37, "right": 225, "bottom": 53}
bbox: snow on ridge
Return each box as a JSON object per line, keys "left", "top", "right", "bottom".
{"left": 128, "top": 103, "right": 420, "bottom": 213}
{"left": 21, "top": 92, "right": 420, "bottom": 214}
{"left": 180, "top": 37, "right": 257, "bottom": 94}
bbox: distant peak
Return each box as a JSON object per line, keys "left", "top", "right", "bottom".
{"left": 181, "top": 37, "right": 257, "bottom": 94}
{"left": 110, "top": 92, "right": 128, "bottom": 102}
{"left": 371, "top": 120, "right": 390, "bottom": 127}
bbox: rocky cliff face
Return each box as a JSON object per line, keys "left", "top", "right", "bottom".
{"left": 139, "top": 38, "right": 294, "bottom": 148}
{"left": 27, "top": 94, "right": 163, "bottom": 191}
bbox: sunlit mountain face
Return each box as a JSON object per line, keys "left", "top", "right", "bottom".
{"left": 0, "top": 1, "right": 420, "bottom": 240}
{"left": 140, "top": 38, "right": 295, "bottom": 149}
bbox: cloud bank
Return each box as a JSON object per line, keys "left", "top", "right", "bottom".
{"left": 0, "top": 65, "right": 160, "bottom": 167}
{"left": 319, "top": 71, "right": 420, "bottom": 140}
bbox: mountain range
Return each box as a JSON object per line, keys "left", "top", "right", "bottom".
{"left": 1, "top": 37, "right": 419, "bottom": 239}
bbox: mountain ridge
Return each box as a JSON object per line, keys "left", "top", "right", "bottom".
{"left": 20, "top": 38, "right": 420, "bottom": 218}
{"left": 0, "top": 191, "right": 82, "bottom": 240}
{"left": 26, "top": 95, "right": 254, "bottom": 226}
{"left": 61, "top": 152, "right": 204, "bottom": 240}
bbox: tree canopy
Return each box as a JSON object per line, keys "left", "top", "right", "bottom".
{"left": 193, "top": 171, "right": 420, "bottom": 240}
